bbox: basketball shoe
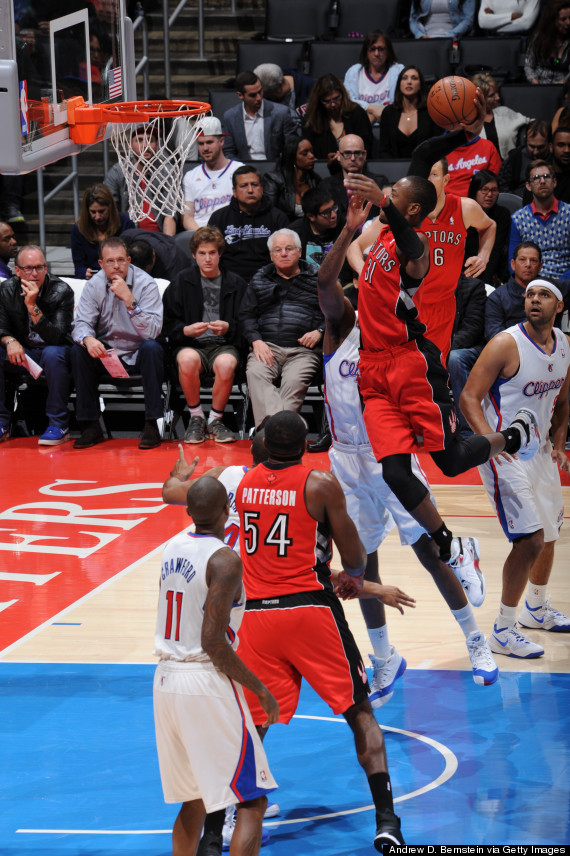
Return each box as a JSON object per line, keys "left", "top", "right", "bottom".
{"left": 368, "top": 648, "right": 407, "bottom": 708}
{"left": 508, "top": 408, "right": 540, "bottom": 460}
{"left": 518, "top": 596, "right": 570, "bottom": 632}
{"left": 222, "top": 810, "right": 271, "bottom": 851}
{"left": 489, "top": 622, "right": 544, "bottom": 658}
{"left": 466, "top": 630, "right": 499, "bottom": 685}
{"left": 447, "top": 537, "right": 486, "bottom": 607}
{"left": 374, "top": 808, "right": 404, "bottom": 852}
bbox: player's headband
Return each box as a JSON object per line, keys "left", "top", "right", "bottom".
{"left": 525, "top": 279, "right": 563, "bottom": 302}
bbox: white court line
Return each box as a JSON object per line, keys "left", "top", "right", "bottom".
{"left": 17, "top": 716, "right": 458, "bottom": 835}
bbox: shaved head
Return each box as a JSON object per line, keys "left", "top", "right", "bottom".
{"left": 264, "top": 411, "right": 308, "bottom": 460}
{"left": 187, "top": 476, "right": 228, "bottom": 526}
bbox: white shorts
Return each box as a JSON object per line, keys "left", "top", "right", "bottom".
{"left": 153, "top": 660, "right": 277, "bottom": 810}
{"left": 478, "top": 442, "right": 564, "bottom": 543}
{"left": 329, "top": 441, "right": 436, "bottom": 551}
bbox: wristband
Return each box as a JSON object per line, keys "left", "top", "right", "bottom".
{"left": 343, "top": 565, "right": 366, "bottom": 578}
{"left": 5, "top": 338, "right": 16, "bottom": 346}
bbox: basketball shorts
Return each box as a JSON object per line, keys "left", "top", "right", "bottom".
{"left": 416, "top": 296, "right": 456, "bottom": 362}
{"left": 478, "top": 441, "right": 564, "bottom": 543}
{"left": 329, "top": 440, "right": 437, "bottom": 549}
{"left": 359, "top": 338, "right": 457, "bottom": 459}
{"left": 153, "top": 660, "right": 277, "bottom": 810}
{"left": 238, "top": 590, "right": 369, "bottom": 725}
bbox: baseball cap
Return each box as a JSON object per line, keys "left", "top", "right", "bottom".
{"left": 197, "top": 116, "right": 225, "bottom": 137}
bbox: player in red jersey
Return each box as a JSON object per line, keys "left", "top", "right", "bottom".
{"left": 235, "top": 410, "right": 406, "bottom": 853}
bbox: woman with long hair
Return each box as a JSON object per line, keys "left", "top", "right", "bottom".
{"left": 378, "top": 65, "right": 440, "bottom": 158}
{"left": 409, "top": 0, "right": 475, "bottom": 39}
{"left": 343, "top": 30, "right": 404, "bottom": 124}
{"left": 471, "top": 72, "right": 530, "bottom": 159}
{"left": 465, "top": 169, "right": 510, "bottom": 284}
{"left": 525, "top": 0, "right": 570, "bottom": 83}
{"left": 302, "top": 74, "right": 373, "bottom": 168}
{"left": 71, "top": 184, "right": 135, "bottom": 279}
{"left": 262, "top": 137, "right": 321, "bottom": 221}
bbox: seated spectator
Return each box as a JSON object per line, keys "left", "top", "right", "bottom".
{"left": 498, "top": 119, "right": 551, "bottom": 198}
{"left": 446, "top": 274, "right": 487, "bottom": 437}
{"left": 446, "top": 132, "right": 502, "bottom": 196}
{"left": 525, "top": 0, "right": 570, "bottom": 84}
{"left": 182, "top": 117, "right": 243, "bottom": 231}
{"left": 0, "top": 245, "right": 73, "bottom": 446}
{"left": 104, "top": 125, "right": 176, "bottom": 235}
{"left": 378, "top": 65, "right": 441, "bottom": 159}
{"left": 478, "top": 0, "right": 540, "bottom": 34}
{"left": 221, "top": 70, "right": 301, "bottom": 162}
{"left": 508, "top": 159, "right": 570, "bottom": 279}
{"left": 122, "top": 230, "right": 189, "bottom": 281}
{"left": 409, "top": 0, "right": 475, "bottom": 38}
{"left": 290, "top": 186, "right": 352, "bottom": 279}
{"left": 238, "top": 228, "right": 325, "bottom": 429}
{"left": 71, "top": 237, "right": 164, "bottom": 451}
{"left": 262, "top": 137, "right": 321, "bottom": 221}
{"left": 208, "top": 166, "right": 289, "bottom": 283}
{"left": 551, "top": 77, "right": 570, "bottom": 133}
{"left": 343, "top": 30, "right": 404, "bottom": 125}
{"left": 485, "top": 240, "right": 543, "bottom": 340}
{"left": 550, "top": 125, "right": 570, "bottom": 202}
{"left": 471, "top": 72, "right": 531, "bottom": 160}
{"left": 71, "top": 184, "right": 135, "bottom": 280}
{"left": 0, "top": 221, "right": 18, "bottom": 278}
{"left": 162, "top": 226, "right": 247, "bottom": 445}
{"left": 302, "top": 74, "right": 373, "bottom": 168}
{"left": 253, "top": 62, "right": 314, "bottom": 114}
{"left": 320, "top": 134, "right": 388, "bottom": 219}
{"left": 465, "top": 170, "right": 510, "bottom": 284}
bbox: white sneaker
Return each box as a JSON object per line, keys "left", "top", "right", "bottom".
{"left": 466, "top": 631, "right": 499, "bottom": 685}
{"left": 447, "top": 537, "right": 486, "bottom": 607}
{"left": 368, "top": 647, "right": 407, "bottom": 708}
{"left": 222, "top": 809, "right": 271, "bottom": 851}
{"left": 489, "top": 622, "right": 544, "bottom": 658}
{"left": 508, "top": 408, "right": 540, "bottom": 461}
{"left": 264, "top": 801, "right": 280, "bottom": 818}
{"left": 519, "top": 596, "right": 570, "bottom": 632}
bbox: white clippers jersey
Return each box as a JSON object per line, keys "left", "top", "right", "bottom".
{"left": 323, "top": 324, "right": 370, "bottom": 447}
{"left": 482, "top": 324, "right": 570, "bottom": 445}
{"left": 219, "top": 465, "right": 248, "bottom": 553}
{"left": 154, "top": 531, "right": 245, "bottom": 662}
{"left": 183, "top": 160, "right": 242, "bottom": 226}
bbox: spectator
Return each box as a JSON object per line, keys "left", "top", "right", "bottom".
{"left": 302, "top": 74, "right": 373, "bottom": 168}
{"left": 182, "top": 117, "right": 243, "bottom": 232}
{"left": 262, "top": 137, "right": 321, "bottom": 221}
{"left": 253, "top": 62, "right": 314, "bottom": 114}
{"left": 525, "top": 0, "right": 570, "bottom": 84}
{"left": 445, "top": 132, "right": 502, "bottom": 197}
{"left": 320, "top": 134, "right": 387, "bottom": 219}
{"left": 221, "top": 70, "right": 301, "bottom": 162}
{"left": 0, "top": 245, "right": 73, "bottom": 446}
{"left": 550, "top": 125, "right": 570, "bottom": 202}
{"left": 290, "top": 186, "right": 353, "bottom": 281}
{"left": 447, "top": 274, "right": 487, "bottom": 436}
{"left": 71, "top": 184, "right": 135, "bottom": 280}
{"left": 409, "top": 0, "right": 475, "bottom": 38}
{"left": 71, "top": 237, "right": 164, "bottom": 451}
{"left": 238, "top": 228, "right": 325, "bottom": 429}
{"left": 465, "top": 169, "right": 510, "bottom": 284}
{"left": 122, "top": 230, "right": 189, "bottom": 281}
{"left": 508, "top": 159, "right": 570, "bottom": 278}
{"left": 485, "top": 241, "right": 543, "bottom": 340}
{"left": 208, "top": 166, "right": 289, "bottom": 283}
{"left": 551, "top": 77, "right": 570, "bottom": 133}
{"left": 498, "top": 119, "right": 551, "bottom": 198}
{"left": 471, "top": 72, "right": 531, "bottom": 159}
{"left": 478, "top": 0, "right": 540, "bottom": 34}
{"left": 0, "top": 221, "right": 18, "bottom": 278}
{"left": 104, "top": 125, "right": 176, "bottom": 235}
{"left": 343, "top": 30, "right": 404, "bottom": 124}
{"left": 378, "top": 65, "right": 441, "bottom": 159}
{"left": 162, "top": 226, "right": 247, "bottom": 445}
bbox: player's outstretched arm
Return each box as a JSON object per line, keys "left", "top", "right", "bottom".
{"left": 162, "top": 445, "right": 225, "bottom": 505}
{"left": 346, "top": 218, "right": 381, "bottom": 278}
{"left": 202, "top": 548, "right": 280, "bottom": 727}
{"left": 331, "top": 572, "right": 416, "bottom": 612}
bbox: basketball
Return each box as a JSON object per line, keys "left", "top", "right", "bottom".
{"left": 427, "top": 76, "right": 478, "bottom": 130}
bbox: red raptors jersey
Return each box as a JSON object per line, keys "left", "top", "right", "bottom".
{"left": 236, "top": 463, "right": 332, "bottom": 599}
{"left": 420, "top": 194, "right": 467, "bottom": 305}
{"left": 358, "top": 224, "right": 427, "bottom": 349}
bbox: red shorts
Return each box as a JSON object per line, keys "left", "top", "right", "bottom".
{"left": 238, "top": 590, "right": 368, "bottom": 725}
{"left": 359, "top": 338, "right": 458, "bottom": 459}
{"left": 418, "top": 297, "right": 456, "bottom": 362}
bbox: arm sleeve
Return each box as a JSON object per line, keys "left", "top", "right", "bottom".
{"left": 409, "top": 5, "right": 426, "bottom": 37}
{"left": 382, "top": 201, "right": 425, "bottom": 259}
{"left": 507, "top": 216, "right": 521, "bottom": 274}
{"left": 484, "top": 291, "right": 507, "bottom": 341}
{"left": 343, "top": 65, "right": 367, "bottom": 110}
{"left": 238, "top": 281, "right": 262, "bottom": 344}
{"left": 449, "top": 0, "right": 475, "bottom": 38}
{"left": 452, "top": 278, "right": 486, "bottom": 349}
{"left": 70, "top": 226, "right": 90, "bottom": 279}
{"left": 408, "top": 130, "right": 470, "bottom": 178}
{"left": 35, "top": 282, "right": 75, "bottom": 346}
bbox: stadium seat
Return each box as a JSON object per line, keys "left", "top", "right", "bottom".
{"left": 497, "top": 192, "right": 523, "bottom": 214}
{"left": 456, "top": 37, "right": 524, "bottom": 81}
{"left": 309, "top": 40, "right": 361, "bottom": 81}
{"left": 391, "top": 39, "right": 453, "bottom": 82}
{"left": 336, "top": 0, "right": 400, "bottom": 38}
{"left": 265, "top": 0, "right": 331, "bottom": 40}
{"left": 368, "top": 159, "right": 410, "bottom": 183}
{"left": 208, "top": 89, "right": 240, "bottom": 119}
{"left": 500, "top": 83, "right": 563, "bottom": 121}
{"left": 236, "top": 39, "right": 309, "bottom": 75}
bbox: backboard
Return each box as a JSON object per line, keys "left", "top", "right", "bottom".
{"left": 0, "top": 0, "right": 136, "bottom": 173}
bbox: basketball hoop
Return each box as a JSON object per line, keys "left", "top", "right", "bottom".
{"left": 66, "top": 96, "right": 212, "bottom": 223}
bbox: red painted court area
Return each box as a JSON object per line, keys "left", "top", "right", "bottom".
{"left": 1, "top": 438, "right": 568, "bottom": 653}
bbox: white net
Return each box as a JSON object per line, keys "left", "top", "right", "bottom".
{"left": 109, "top": 107, "right": 212, "bottom": 224}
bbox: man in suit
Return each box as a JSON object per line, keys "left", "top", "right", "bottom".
{"left": 222, "top": 70, "right": 301, "bottom": 162}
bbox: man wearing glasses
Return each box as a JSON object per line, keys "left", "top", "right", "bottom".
{"left": 0, "top": 245, "right": 74, "bottom": 445}
{"left": 508, "top": 159, "right": 570, "bottom": 279}
{"left": 321, "top": 134, "right": 388, "bottom": 219}
{"left": 290, "top": 187, "right": 352, "bottom": 280}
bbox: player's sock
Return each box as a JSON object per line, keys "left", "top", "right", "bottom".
{"left": 367, "top": 624, "right": 391, "bottom": 659}
{"left": 497, "top": 602, "right": 518, "bottom": 628}
{"left": 202, "top": 807, "right": 225, "bottom": 838}
{"left": 189, "top": 403, "right": 205, "bottom": 420}
{"left": 208, "top": 407, "right": 224, "bottom": 425}
{"left": 525, "top": 583, "right": 547, "bottom": 610}
{"left": 451, "top": 603, "right": 479, "bottom": 638}
{"left": 499, "top": 426, "right": 522, "bottom": 455}
{"left": 368, "top": 772, "right": 394, "bottom": 818}
{"left": 430, "top": 523, "right": 453, "bottom": 563}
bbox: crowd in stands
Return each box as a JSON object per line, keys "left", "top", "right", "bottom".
{"left": 2, "top": 0, "right": 570, "bottom": 450}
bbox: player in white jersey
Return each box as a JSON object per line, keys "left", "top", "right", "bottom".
{"left": 153, "top": 476, "right": 278, "bottom": 856}
{"left": 317, "top": 194, "right": 500, "bottom": 690}
{"left": 461, "top": 278, "right": 570, "bottom": 659}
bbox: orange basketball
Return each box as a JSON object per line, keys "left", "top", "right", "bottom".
{"left": 427, "top": 76, "right": 478, "bottom": 131}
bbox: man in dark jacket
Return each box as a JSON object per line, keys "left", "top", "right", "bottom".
{"left": 0, "top": 245, "right": 73, "bottom": 445}
{"left": 162, "top": 226, "right": 247, "bottom": 444}
{"left": 208, "top": 166, "right": 289, "bottom": 282}
{"left": 239, "top": 228, "right": 325, "bottom": 429}
{"left": 447, "top": 275, "right": 487, "bottom": 437}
